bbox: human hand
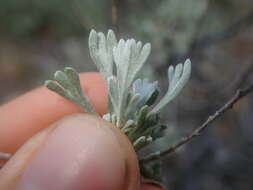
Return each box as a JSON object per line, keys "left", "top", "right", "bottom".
{"left": 0, "top": 73, "right": 165, "bottom": 190}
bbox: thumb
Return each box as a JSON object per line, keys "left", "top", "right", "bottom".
{"left": 0, "top": 114, "right": 140, "bottom": 190}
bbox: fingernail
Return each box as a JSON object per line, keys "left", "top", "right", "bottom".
{"left": 17, "top": 115, "right": 126, "bottom": 190}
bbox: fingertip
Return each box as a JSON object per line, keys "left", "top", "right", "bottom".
{"left": 16, "top": 114, "right": 130, "bottom": 190}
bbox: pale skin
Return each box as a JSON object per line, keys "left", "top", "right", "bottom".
{"left": 0, "top": 73, "right": 164, "bottom": 190}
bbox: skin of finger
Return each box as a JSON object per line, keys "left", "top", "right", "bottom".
{"left": 0, "top": 114, "right": 141, "bottom": 190}
{"left": 0, "top": 115, "right": 162, "bottom": 190}
{"left": 0, "top": 72, "right": 108, "bottom": 154}
{"left": 0, "top": 125, "right": 55, "bottom": 190}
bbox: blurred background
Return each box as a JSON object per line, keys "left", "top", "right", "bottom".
{"left": 1, "top": 0, "right": 253, "bottom": 189}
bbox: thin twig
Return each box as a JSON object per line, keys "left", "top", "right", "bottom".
{"left": 112, "top": 0, "right": 119, "bottom": 33}
{"left": 140, "top": 83, "right": 253, "bottom": 163}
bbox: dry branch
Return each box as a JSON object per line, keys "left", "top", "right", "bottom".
{"left": 140, "top": 82, "right": 253, "bottom": 163}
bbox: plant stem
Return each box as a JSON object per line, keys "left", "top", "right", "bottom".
{"left": 140, "top": 83, "right": 253, "bottom": 163}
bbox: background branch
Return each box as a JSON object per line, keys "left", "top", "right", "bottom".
{"left": 141, "top": 82, "right": 253, "bottom": 163}
{"left": 112, "top": 0, "right": 119, "bottom": 33}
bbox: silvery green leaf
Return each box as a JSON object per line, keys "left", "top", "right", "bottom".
{"left": 88, "top": 29, "right": 117, "bottom": 78}
{"left": 151, "top": 59, "right": 191, "bottom": 114}
{"left": 125, "top": 93, "right": 140, "bottom": 118}
{"left": 53, "top": 70, "right": 81, "bottom": 100}
{"left": 145, "top": 90, "right": 159, "bottom": 106}
{"left": 142, "top": 124, "right": 167, "bottom": 141}
{"left": 137, "top": 105, "right": 149, "bottom": 127}
{"left": 122, "top": 120, "right": 135, "bottom": 133}
{"left": 111, "top": 113, "right": 117, "bottom": 125}
{"left": 122, "top": 126, "right": 135, "bottom": 133}
{"left": 113, "top": 39, "right": 137, "bottom": 126}
{"left": 115, "top": 40, "right": 151, "bottom": 89}
{"left": 133, "top": 136, "right": 153, "bottom": 151}
{"left": 113, "top": 39, "right": 133, "bottom": 90}
{"left": 127, "top": 43, "right": 151, "bottom": 87}
{"left": 113, "top": 40, "right": 151, "bottom": 90}
{"left": 102, "top": 113, "right": 111, "bottom": 121}
{"left": 54, "top": 71, "right": 77, "bottom": 96}
{"left": 45, "top": 67, "right": 98, "bottom": 115}
{"left": 107, "top": 29, "right": 117, "bottom": 53}
{"left": 45, "top": 80, "right": 72, "bottom": 100}
{"left": 107, "top": 76, "right": 119, "bottom": 114}
{"left": 111, "top": 39, "right": 152, "bottom": 127}
{"left": 133, "top": 136, "right": 146, "bottom": 149}
{"left": 64, "top": 67, "right": 83, "bottom": 96}
{"left": 132, "top": 79, "right": 158, "bottom": 106}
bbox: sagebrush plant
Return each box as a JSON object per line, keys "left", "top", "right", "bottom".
{"left": 45, "top": 29, "right": 191, "bottom": 181}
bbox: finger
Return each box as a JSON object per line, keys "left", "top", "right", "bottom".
{"left": 0, "top": 72, "right": 108, "bottom": 153}
{"left": 0, "top": 114, "right": 140, "bottom": 190}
